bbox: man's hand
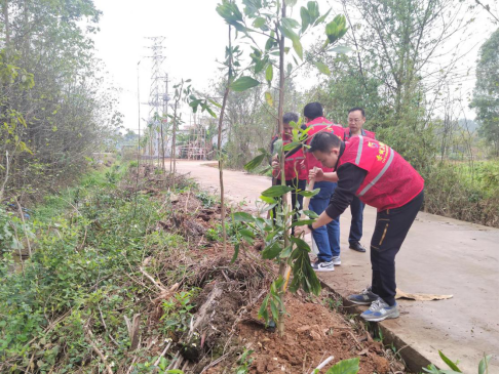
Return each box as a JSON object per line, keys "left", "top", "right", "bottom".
{"left": 309, "top": 167, "right": 324, "bottom": 182}
{"left": 271, "top": 160, "right": 279, "bottom": 169}
{"left": 294, "top": 225, "right": 311, "bottom": 236}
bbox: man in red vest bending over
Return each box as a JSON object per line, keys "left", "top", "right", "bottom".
{"left": 296, "top": 132, "right": 424, "bottom": 322}
{"left": 303, "top": 102, "right": 345, "bottom": 272}
{"left": 343, "top": 107, "right": 376, "bottom": 253}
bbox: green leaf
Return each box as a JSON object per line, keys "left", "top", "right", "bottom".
{"left": 290, "top": 236, "right": 311, "bottom": 251}
{"left": 253, "top": 17, "right": 266, "bottom": 29}
{"left": 258, "top": 294, "right": 270, "bottom": 321}
{"left": 262, "top": 242, "right": 282, "bottom": 259}
{"left": 265, "top": 91, "right": 273, "bottom": 106}
{"left": 208, "top": 97, "right": 222, "bottom": 108}
{"left": 232, "top": 212, "right": 255, "bottom": 222}
{"left": 298, "top": 188, "right": 320, "bottom": 198}
{"left": 231, "top": 243, "right": 240, "bottom": 263}
{"left": 439, "top": 351, "right": 462, "bottom": 373}
{"left": 285, "top": 0, "right": 297, "bottom": 6}
{"left": 244, "top": 153, "right": 266, "bottom": 171}
{"left": 325, "top": 15, "right": 347, "bottom": 44}
{"left": 291, "top": 219, "right": 315, "bottom": 227}
{"left": 314, "top": 8, "right": 331, "bottom": 26}
{"left": 325, "top": 357, "right": 360, "bottom": 374}
{"left": 270, "top": 297, "right": 279, "bottom": 321}
{"left": 315, "top": 61, "right": 330, "bottom": 76}
{"left": 261, "top": 185, "right": 293, "bottom": 197}
{"left": 282, "top": 17, "right": 300, "bottom": 30}
{"left": 283, "top": 141, "right": 302, "bottom": 151}
{"left": 281, "top": 25, "right": 297, "bottom": 41}
{"left": 302, "top": 210, "right": 319, "bottom": 218}
{"left": 281, "top": 25, "right": 303, "bottom": 59}
{"left": 240, "top": 228, "right": 255, "bottom": 242}
{"left": 231, "top": 76, "right": 261, "bottom": 92}
{"left": 255, "top": 59, "right": 266, "bottom": 74}
{"left": 260, "top": 195, "right": 277, "bottom": 204}
{"left": 265, "top": 37, "right": 276, "bottom": 51}
{"left": 478, "top": 355, "right": 492, "bottom": 374}
{"left": 266, "top": 64, "right": 273, "bottom": 84}
{"left": 300, "top": 7, "right": 310, "bottom": 33}
{"left": 279, "top": 245, "right": 293, "bottom": 258}
{"left": 307, "top": 1, "right": 320, "bottom": 22}
{"left": 328, "top": 45, "right": 352, "bottom": 54}
{"left": 216, "top": 2, "right": 245, "bottom": 31}
{"left": 288, "top": 244, "right": 321, "bottom": 294}
{"left": 292, "top": 38, "right": 303, "bottom": 60}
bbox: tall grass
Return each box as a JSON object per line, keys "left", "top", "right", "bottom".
{"left": 423, "top": 160, "right": 499, "bottom": 227}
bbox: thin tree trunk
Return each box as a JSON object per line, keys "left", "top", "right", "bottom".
{"left": 172, "top": 81, "right": 184, "bottom": 176}
{"left": 277, "top": 0, "right": 289, "bottom": 337}
{"left": 217, "top": 24, "right": 233, "bottom": 254}
{"left": 172, "top": 113, "right": 177, "bottom": 175}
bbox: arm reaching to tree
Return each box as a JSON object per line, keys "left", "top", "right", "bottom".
{"left": 297, "top": 164, "right": 367, "bottom": 235}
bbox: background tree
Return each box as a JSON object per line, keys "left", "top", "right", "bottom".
{"left": 470, "top": 29, "right": 499, "bottom": 156}
{"left": 0, "top": 0, "right": 121, "bottom": 201}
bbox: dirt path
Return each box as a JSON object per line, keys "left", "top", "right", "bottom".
{"left": 176, "top": 160, "right": 499, "bottom": 373}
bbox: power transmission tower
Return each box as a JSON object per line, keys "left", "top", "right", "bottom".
{"left": 144, "top": 36, "right": 166, "bottom": 162}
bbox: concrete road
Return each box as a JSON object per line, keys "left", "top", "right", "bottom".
{"left": 176, "top": 160, "right": 499, "bottom": 373}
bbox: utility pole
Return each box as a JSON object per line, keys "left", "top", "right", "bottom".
{"left": 144, "top": 36, "right": 166, "bottom": 167}
{"left": 137, "top": 60, "right": 142, "bottom": 165}
{"left": 162, "top": 74, "right": 170, "bottom": 172}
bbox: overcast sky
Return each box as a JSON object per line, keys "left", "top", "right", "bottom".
{"left": 91, "top": 0, "right": 498, "bottom": 133}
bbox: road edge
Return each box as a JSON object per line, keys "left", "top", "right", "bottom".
{"left": 318, "top": 279, "right": 435, "bottom": 373}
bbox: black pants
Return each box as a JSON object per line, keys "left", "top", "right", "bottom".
{"left": 272, "top": 178, "right": 306, "bottom": 233}
{"left": 349, "top": 196, "right": 365, "bottom": 244}
{"left": 370, "top": 190, "right": 424, "bottom": 306}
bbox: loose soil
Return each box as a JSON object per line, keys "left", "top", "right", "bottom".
{"left": 123, "top": 166, "right": 397, "bottom": 373}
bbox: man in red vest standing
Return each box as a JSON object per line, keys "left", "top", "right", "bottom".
{"left": 270, "top": 113, "right": 308, "bottom": 231}
{"left": 296, "top": 132, "right": 424, "bottom": 322}
{"left": 343, "top": 107, "right": 376, "bottom": 253}
{"left": 302, "top": 102, "right": 345, "bottom": 272}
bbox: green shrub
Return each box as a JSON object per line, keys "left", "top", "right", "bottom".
{"left": 423, "top": 161, "right": 499, "bottom": 226}
{"left": 0, "top": 165, "right": 187, "bottom": 372}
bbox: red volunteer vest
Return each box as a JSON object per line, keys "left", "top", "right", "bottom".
{"left": 272, "top": 138, "right": 308, "bottom": 181}
{"left": 343, "top": 127, "right": 376, "bottom": 141}
{"left": 305, "top": 117, "right": 344, "bottom": 176}
{"left": 339, "top": 136, "right": 424, "bottom": 211}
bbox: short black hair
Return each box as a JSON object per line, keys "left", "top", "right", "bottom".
{"left": 283, "top": 112, "right": 299, "bottom": 124}
{"left": 303, "top": 102, "right": 323, "bottom": 120}
{"left": 348, "top": 107, "right": 365, "bottom": 117}
{"left": 309, "top": 131, "right": 342, "bottom": 153}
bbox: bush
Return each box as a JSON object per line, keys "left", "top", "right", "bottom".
{"left": 0, "top": 166, "right": 184, "bottom": 371}
{"left": 423, "top": 161, "right": 499, "bottom": 226}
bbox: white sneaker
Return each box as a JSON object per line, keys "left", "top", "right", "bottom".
{"left": 312, "top": 260, "right": 334, "bottom": 272}
{"left": 332, "top": 256, "right": 341, "bottom": 266}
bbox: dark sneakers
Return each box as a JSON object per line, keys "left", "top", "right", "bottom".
{"left": 349, "top": 241, "right": 367, "bottom": 252}
{"left": 347, "top": 288, "right": 379, "bottom": 305}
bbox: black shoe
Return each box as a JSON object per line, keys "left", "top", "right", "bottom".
{"left": 349, "top": 241, "right": 366, "bottom": 252}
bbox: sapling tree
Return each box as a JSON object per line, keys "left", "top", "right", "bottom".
{"left": 216, "top": 0, "right": 348, "bottom": 334}
{"left": 190, "top": 0, "right": 348, "bottom": 334}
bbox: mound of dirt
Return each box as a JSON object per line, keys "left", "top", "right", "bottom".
{"left": 237, "top": 296, "right": 390, "bottom": 374}
{"left": 145, "top": 188, "right": 394, "bottom": 373}
{"left": 170, "top": 254, "right": 391, "bottom": 374}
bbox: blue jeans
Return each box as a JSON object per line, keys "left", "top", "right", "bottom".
{"left": 349, "top": 196, "right": 365, "bottom": 243}
{"left": 309, "top": 181, "right": 340, "bottom": 262}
